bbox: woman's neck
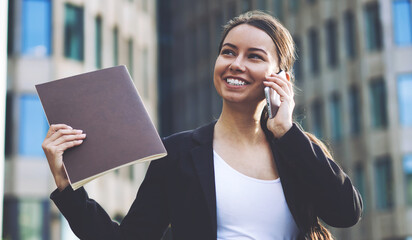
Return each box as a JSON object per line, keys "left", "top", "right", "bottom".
{"left": 215, "top": 101, "right": 266, "bottom": 145}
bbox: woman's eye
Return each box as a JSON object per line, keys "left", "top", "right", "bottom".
{"left": 221, "top": 49, "right": 235, "bottom": 56}
{"left": 249, "top": 54, "right": 264, "bottom": 60}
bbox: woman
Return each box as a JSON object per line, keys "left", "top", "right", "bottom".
{"left": 43, "top": 11, "right": 362, "bottom": 240}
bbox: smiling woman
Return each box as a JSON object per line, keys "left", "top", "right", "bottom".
{"left": 44, "top": 10, "right": 362, "bottom": 240}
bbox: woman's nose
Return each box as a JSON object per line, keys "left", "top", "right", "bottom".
{"left": 229, "top": 56, "right": 246, "bottom": 72}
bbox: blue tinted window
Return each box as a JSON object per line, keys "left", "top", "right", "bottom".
{"left": 355, "top": 163, "right": 367, "bottom": 211}
{"left": 312, "top": 100, "right": 324, "bottom": 139}
{"left": 364, "top": 2, "right": 382, "bottom": 51}
{"left": 330, "top": 94, "right": 342, "bottom": 140}
{"left": 370, "top": 79, "right": 388, "bottom": 129}
{"left": 393, "top": 0, "right": 412, "bottom": 45}
{"left": 374, "top": 156, "right": 393, "bottom": 209}
{"left": 19, "top": 95, "right": 48, "bottom": 157}
{"left": 64, "top": 4, "right": 84, "bottom": 61}
{"left": 403, "top": 154, "right": 412, "bottom": 205}
{"left": 349, "top": 86, "right": 362, "bottom": 134}
{"left": 398, "top": 74, "right": 412, "bottom": 126}
{"left": 21, "top": 0, "right": 51, "bottom": 56}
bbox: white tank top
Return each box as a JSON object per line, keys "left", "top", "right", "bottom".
{"left": 213, "top": 150, "right": 299, "bottom": 240}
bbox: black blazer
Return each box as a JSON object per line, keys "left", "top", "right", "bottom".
{"left": 51, "top": 121, "right": 363, "bottom": 240}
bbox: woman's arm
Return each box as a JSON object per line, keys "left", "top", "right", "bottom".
{"left": 50, "top": 159, "right": 170, "bottom": 240}
{"left": 273, "top": 123, "right": 363, "bottom": 227}
{"left": 44, "top": 124, "right": 169, "bottom": 239}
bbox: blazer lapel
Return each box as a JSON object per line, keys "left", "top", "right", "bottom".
{"left": 190, "top": 121, "right": 217, "bottom": 235}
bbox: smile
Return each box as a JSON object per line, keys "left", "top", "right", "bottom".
{"left": 226, "top": 78, "right": 248, "bottom": 86}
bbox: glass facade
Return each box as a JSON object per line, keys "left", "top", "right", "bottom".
{"left": 355, "top": 163, "right": 367, "bottom": 210}
{"left": 294, "top": 37, "right": 303, "bottom": 81}
{"left": 113, "top": 27, "right": 119, "bottom": 66}
{"left": 375, "top": 156, "right": 393, "bottom": 209}
{"left": 344, "top": 11, "right": 357, "bottom": 59}
{"left": 64, "top": 3, "right": 84, "bottom": 61}
{"left": 95, "top": 16, "right": 102, "bottom": 68}
{"left": 21, "top": 0, "right": 52, "bottom": 56}
{"left": 326, "top": 20, "right": 338, "bottom": 67}
{"left": 404, "top": 154, "right": 412, "bottom": 205}
{"left": 364, "top": 2, "right": 382, "bottom": 51}
{"left": 18, "top": 95, "right": 48, "bottom": 157}
{"left": 308, "top": 28, "right": 320, "bottom": 75}
{"left": 330, "top": 94, "right": 342, "bottom": 140}
{"left": 397, "top": 73, "right": 412, "bottom": 126}
{"left": 128, "top": 39, "right": 134, "bottom": 78}
{"left": 393, "top": 0, "right": 412, "bottom": 45}
{"left": 312, "top": 100, "right": 324, "bottom": 139}
{"left": 370, "top": 79, "right": 388, "bottom": 129}
{"left": 273, "top": 0, "right": 284, "bottom": 22}
{"left": 349, "top": 86, "right": 362, "bottom": 134}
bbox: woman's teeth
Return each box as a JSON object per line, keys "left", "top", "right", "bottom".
{"left": 226, "top": 78, "right": 246, "bottom": 86}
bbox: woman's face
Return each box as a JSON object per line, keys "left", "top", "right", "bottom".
{"left": 214, "top": 24, "right": 280, "bottom": 105}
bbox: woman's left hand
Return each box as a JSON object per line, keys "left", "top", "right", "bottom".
{"left": 263, "top": 73, "right": 295, "bottom": 139}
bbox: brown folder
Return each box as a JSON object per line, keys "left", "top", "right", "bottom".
{"left": 35, "top": 66, "right": 167, "bottom": 190}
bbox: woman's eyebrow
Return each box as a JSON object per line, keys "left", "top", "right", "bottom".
{"left": 222, "top": 43, "right": 268, "bottom": 56}
{"left": 248, "top": 47, "right": 268, "bottom": 55}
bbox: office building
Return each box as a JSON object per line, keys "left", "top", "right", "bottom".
{"left": 4, "top": 0, "right": 158, "bottom": 239}
{"left": 158, "top": 0, "right": 412, "bottom": 239}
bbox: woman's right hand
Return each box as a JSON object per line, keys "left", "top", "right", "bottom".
{"left": 42, "top": 124, "right": 86, "bottom": 191}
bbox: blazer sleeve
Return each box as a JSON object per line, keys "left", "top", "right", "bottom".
{"left": 273, "top": 123, "right": 363, "bottom": 228}
{"left": 50, "top": 157, "right": 170, "bottom": 240}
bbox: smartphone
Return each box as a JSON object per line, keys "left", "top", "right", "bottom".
{"left": 264, "top": 71, "right": 286, "bottom": 119}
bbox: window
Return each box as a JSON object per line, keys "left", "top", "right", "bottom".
{"left": 113, "top": 27, "right": 119, "bottom": 66}
{"left": 215, "top": 12, "right": 224, "bottom": 51}
{"left": 312, "top": 100, "right": 324, "bottom": 139}
{"left": 289, "top": 0, "right": 299, "bottom": 13}
{"left": 8, "top": 0, "right": 15, "bottom": 55}
{"left": 326, "top": 20, "right": 339, "bottom": 67}
{"left": 18, "top": 95, "right": 48, "bottom": 157}
{"left": 355, "top": 163, "right": 367, "bottom": 210}
{"left": 274, "top": 0, "right": 284, "bottom": 22}
{"left": 257, "top": 0, "right": 266, "bottom": 10}
{"left": 64, "top": 3, "right": 84, "bottom": 61}
{"left": 242, "top": 0, "right": 251, "bottom": 12}
{"left": 344, "top": 11, "right": 357, "bottom": 59}
{"left": 393, "top": 0, "right": 412, "bottom": 45}
{"left": 5, "top": 93, "right": 14, "bottom": 157}
{"left": 142, "top": 48, "right": 149, "bottom": 98}
{"left": 95, "top": 16, "right": 102, "bottom": 68}
{"left": 349, "top": 86, "right": 362, "bottom": 134}
{"left": 330, "top": 94, "right": 342, "bottom": 140}
{"left": 128, "top": 39, "right": 134, "bottom": 78}
{"left": 398, "top": 74, "right": 412, "bottom": 126}
{"left": 293, "top": 37, "right": 303, "bottom": 81}
{"left": 364, "top": 2, "right": 382, "bottom": 51}
{"left": 308, "top": 28, "right": 320, "bottom": 74}
{"left": 21, "top": 0, "right": 52, "bottom": 56}
{"left": 403, "top": 154, "right": 412, "bottom": 205}
{"left": 375, "top": 156, "right": 393, "bottom": 209}
{"left": 370, "top": 79, "right": 388, "bottom": 129}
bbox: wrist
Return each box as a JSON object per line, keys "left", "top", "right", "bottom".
{"left": 270, "top": 122, "right": 293, "bottom": 139}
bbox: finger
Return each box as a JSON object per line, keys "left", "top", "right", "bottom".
{"left": 56, "top": 139, "right": 84, "bottom": 152}
{"left": 52, "top": 133, "right": 86, "bottom": 146}
{"left": 266, "top": 75, "right": 293, "bottom": 95}
{"left": 263, "top": 81, "right": 289, "bottom": 100}
{"left": 45, "top": 128, "right": 83, "bottom": 145}
{"left": 46, "top": 124, "right": 72, "bottom": 138}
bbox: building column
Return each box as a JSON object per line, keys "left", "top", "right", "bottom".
{"left": 0, "top": 0, "right": 9, "bottom": 236}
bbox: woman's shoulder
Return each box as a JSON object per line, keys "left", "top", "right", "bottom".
{"left": 162, "top": 120, "right": 217, "bottom": 149}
